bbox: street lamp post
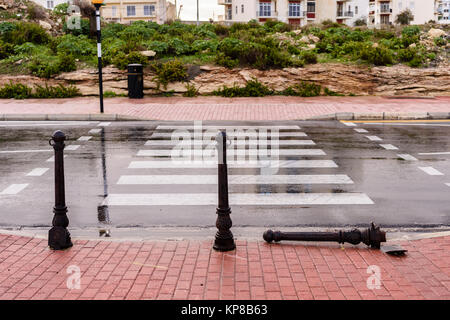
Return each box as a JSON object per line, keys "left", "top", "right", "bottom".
{"left": 92, "top": 0, "right": 104, "bottom": 113}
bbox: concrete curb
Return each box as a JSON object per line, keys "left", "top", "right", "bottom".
{"left": 0, "top": 112, "right": 450, "bottom": 121}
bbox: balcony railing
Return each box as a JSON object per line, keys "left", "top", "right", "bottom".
{"left": 337, "top": 11, "right": 354, "bottom": 18}
{"left": 287, "top": 11, "right": 305, "bottom": 18}
{"left": 306, "top": 12, "right": 315, "bottom": 19}
{"left": 380, "top": 7, "right": 392, "bottom": 14}
{"left": 218, "top": 0, "right": 232, "bottom": 5}
{"left": 257, "top": 11, "right": 278, "bottom": 18}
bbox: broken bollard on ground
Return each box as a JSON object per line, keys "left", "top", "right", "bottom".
{"left": 48, "top": 130, "right": 73, "bottom": 250}
{"left": 263, "top": 223, "right": 386, "bottom": 249}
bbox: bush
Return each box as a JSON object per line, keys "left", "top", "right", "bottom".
{"left": 63, "top": 17, "right": 90, "bottom": 36}
{"left": 3, "top": 22, "right": 50, "bottom": 45}
{"left": 112, "top": 51, "right": 148, "bottom": 70}
{"left": 28, "top": 56, "right": 60, "bottom": 78}
{"left": 358, "top": 45, "right": 393, "bottom": 66}
{"left": 396, "top": 9, "right": 414, "bottom": 25}
{"left": 144, "top": 41, "right": 169, "bottom": 55}
{"left": 33, "top": 83, "right": 80, "bottom": 98}
{"left": 298, "top": 50, "right": 318, "bottom": 64}
{"left": 57, "top": 53, "right": 76, "bottom": 73}
{"left": 215, "top": 52, "right": 239, "bottom": 69}
{"left": 0, "top": 40, "right": 14, "bottom": 59}
{"left": 434, "top": 37, "right": 446, "bottom": 47}
{"left": 0, "top": 82, "right": 32, "bottom": 99}
{"left": 191, "top": 39, "right": 219, "bottom": 53}
{"left": 56, "top": 34, "right": 96, "bottom": 58}
{"left": 213, "top": 79, "right": 273, "bottom": 97}
{"left": 183, "top": 83, "right": 199, "bottom": 97}
{"left": 401, "top": 25, "right": 421, "bottom": 37}
{"left": 151, "top": 59, "right": 188, "bottom": 88}
{"left": 281, "top": 81, "right": 322, "bottom": 97}
{"left": 168, "top": 38, "right": 192, "bottom": 56}
{"left": 354, "top": 18, "right": 367, "bottom": 27}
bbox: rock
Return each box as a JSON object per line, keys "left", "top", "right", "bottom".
{"left": 428, "top": 28, "right": 446, "bottom": 39}
{"left": 372, "top": 43, "right": 379, "bottom": 48}
{"left": 409, "top": 43, "right": 416, "bottom": 48}
{"left": 199, "top": 65, "right": 221, "bottom": 72}
{"left": 308, "top": 34, "right": 320, "bottom": 43}
{"left": 39, "top": 20, "right": 52, "bottom": 30}
{"left": 140, "top": 50, "right": 156, "bottom": 57}
{"left": 300, "top": 35, "right": 309, "bottom": 43}
{"left": 0, "top": 4, "right": 7, "bottom": 10}
{"left": 307, "top": 44, "right": 316, "bottom": 50}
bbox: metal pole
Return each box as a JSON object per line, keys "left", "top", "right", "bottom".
{"left": 48, "top": 131, "right": 73, "bottom": 250}
{"left": 94, "top": 4, "right": 104, "bottom": 113}
{"left": 197, "top": 0, "right": 199, "bottom": 26}
{"left": 213, "top": 131, "right": 235, "bottom": 252}
{"left": 263, "top": 223, "right": 386, "bottom": 249}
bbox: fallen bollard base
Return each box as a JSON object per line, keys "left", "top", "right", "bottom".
{"left": 263, "top": 223, "right": 386, "bottom": 249}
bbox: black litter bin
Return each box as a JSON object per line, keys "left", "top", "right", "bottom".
{"left": 127, "top": 64, "right": 144, "bottom": 99}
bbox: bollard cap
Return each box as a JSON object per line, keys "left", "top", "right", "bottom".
{"left": 52, "top": 130, "right": 66, "bottom": 142}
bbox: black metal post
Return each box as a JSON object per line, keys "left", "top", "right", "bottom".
{"left": 213, "top": 131, "right": 236, "bottom": 252}
{"left": 94, "top": 3, "right": 104, "bottom": 113}
{"left": 48, "top": 131, "right": 73, "bottom": 250}
{"left": 263, "top": 223, "right": 386, "bottom": 249}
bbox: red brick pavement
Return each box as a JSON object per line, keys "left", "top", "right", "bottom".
{"left": 0, "top": 233, "right": 448, "bottom": 300}
{"left": 0, "top": 96, "right": 449, "bottom": 121}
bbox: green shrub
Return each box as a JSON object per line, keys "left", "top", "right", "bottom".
{"left": 144, "top": 40, "right": 169, "bottom": 54}
{"left": 213, "top": 79, "right": 273, "bottom": 97}
{"left": 33, "top": 83, "right": 80, "bottom": 98}
{"left": 151, "top": 59, "right": 188, "bottom": 88}
{"left": 358, "top": 45, "right": 393, "bottom": 66}
{"left": 28, "top": 55, "right": 60, "bottom": 78}
{"left": 324, "top": 87, "right": 344, "bottom": 96}
{"left": 168, "top": 38, "right": 192, "bottom": 56}
{"left": 191, "top": 39, "right": 219, "bottom": 53}
{"left": 3, "top": 22, "right": 50, "bottom": 45}
{"left": 396, "top": 9, "right": 415, "bottom": 25}
{"left": 183, "top": 83, "right": 199, "bottom": 97}
{"left": 397, "top": 47, "right": 417, "bottom": 62}
{"left": 112, "top": 51, "right": 148, "bottom": 70}
{"left": 215, "top": 52, "right": 239, "bottom": 69}
{"left": 63, "top": 18, "right": 90, "bottom": 36}
{"left": 353, "top": 18, "right": 367, "bottom": 27}
{"left": 117, "top": 21, "right": 156, "bottom": 41}
{"left": 299, "top": 50, "right": 318, "bottom": 64}
{"left": 0, "top": 82, "right": 32, "bottom": 99}
{"left": 434, "top": 37, "right": 447, "bottom": 47}
{"left": 0, "top": 40, "right": 14, "bottom": 59}
{"left": 57, "top": 53, "right": 76, "bottom": 73}
{"left": 56, "top": 34, "right": 96, "bottom": 58}
{"left": 281, "top": 81, "right": 322, "bottom": 97}
{"left": 401, "top": 25, "right": 421, "bottom": 37}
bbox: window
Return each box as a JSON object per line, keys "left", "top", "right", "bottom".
{"left": 127, "top": 5, "right": 136, "bottom": 16}
{"left": 47, "top": 1, "right": 54, "bottom": 9}
{"left": 380, "top": 15, "right": 390, "bottom": 25}
{"left": 144, "top": 5, "right": 155, "bottom": 16}
{"left": 355, "top": 6, "right": 358, "bottom": 15}
{"left": 409, "top": 1, "right": 415, "bottom": 10}
{"left": 241, "top": 4, "right": 244, "bottom": 13}
{"left": 307, "top": 1, "right": 315, "bottom": 13}
{"left": 259, "top": 2, "right": 272, "bottom": 17}
{"left": 380, "top": 2, "right": 390, "bottom": 13}
{"left": 289, "top": 2, "right": 301, "bottom": 17}
{"left": 111, "top": 6, "right": 117, "bottom": 17}
{"left": 236, "top": 6, "right": 238, "bottom": 14}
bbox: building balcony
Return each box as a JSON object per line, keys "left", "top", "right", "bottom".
{"left": 380, "top": 8, "right": 392, "bottom": 14}
{"left": 257, "top": 11, "right": 278, "bottom": 18}
{"left": 218, "top": 0, "right": 232, "bottom": 5}
{"left": 287, "top": 11, "right": 306, "bottom": 18}
{"left": 337, "top": 11, "right": 354, "bottom": 18}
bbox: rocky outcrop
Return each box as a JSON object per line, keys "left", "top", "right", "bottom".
{"left": 1, "top": 63, "right": 449, "bottom": 97}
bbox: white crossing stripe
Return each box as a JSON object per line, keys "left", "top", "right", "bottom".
{"left": 0, "top": 149, "right": 52, "bottom": 154}
{"left": 128, "top": 160, "right": 338, "bottom": 169}
{"left": 366, "top": 136, "right": 382, "bottom": 141}
{"left": 0, "top": 184, "right": 29, "bottom": 195}
{"left": 46, "top": 155, "right": 68, "bottom": 162}
{"left": 144, "top": 140, "right": 316, "bottom": 146}
{"left": 89, "top": 128, "right": 102, "bottom": 134}
{"left": 26, "top": 168, "right": 49, "bottom": 176}
{"left": 151, "top": 132, "right": 308, "bottom": 138}
{"left": 0, "top": 122, "right": 95, "bottom": 127}
{"left": 65, "top": 145, "right": 80, "bottom": 151}
{"left": 77, "top": 136, "right": 92, "bottom": 141}
{"left": 418, "top": 152, "right": 450, "bottom": 155}
{"left": 117, "top": 175, "right": 353, "bottom": 185}
{"left": 103, "top": 193, "right": 374, "bottom": 206}
{"left": 419, "top": 167, "right": 444, "bottom": 176}
{"left": 397, "top": 154, "right": 418, "bottom": 161}
{"left": 156, "top": 125, "right": 300, "bottom": 130}
{"left": 354, "top": 128, "right": 368, "bottom": 133}
{"left": 342, "top": 122, "right": 357, "bottom": 127}
{"left": 379, "top": 144, "right": 398, "bottom": 150}
{"left": 445, "top": 183, "right": 450, "bottom": 187}
{"left": 137, "top": 149, "right": 326, "bottom": 157}
{"left": 97, "top": 122, "right": 111, "bottom": 127}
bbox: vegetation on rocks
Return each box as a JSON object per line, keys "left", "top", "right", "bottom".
{"left": 0, "top": 82, "right": 80, "bottom": 99}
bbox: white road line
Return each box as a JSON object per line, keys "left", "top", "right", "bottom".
{"left": 65, "top": 145, "right": 80, "bottom": 151}
{"left": 418, "top": 152, "right": 450, "bottom": 155}
{"left": 0, "top": 122, "right": 95, "bottom": 127}
{"left": 366, "top": 136, "right": 382, "bottom": 141}
{"left": 445, "top": 183, "right": 450, "bottom": 187}
{"left": 89, "top": 128, "right": 102, "bottom": 134}
{"left": 419, "top": 167, "right": 444, "bottom": 176}
{"left": 97, "top": 122, "right": 111, "bottom": 127}
{"left": 397, "top": 154, "right": 418, "bottom": 161}
{"left": 46, "top": 155, "right": 67, "bottom": 162}
{"left": 364, "top": 123, "right": 450, "bottom": 127}
{"left": 150, "top": 132, "right": 308, "bottom": 138}
{"left": 144, "top": 140, "right": 316, "bottom": 146}
{"left": 137, "top": 149, "right": 326, "bottom": 157}
{"left": 26, "top": 168, "right": 49, "bottom": 176}
{"left": 77, "top": 136, "right": 92, "bottom": 141}
{"left": 103, "top": 193, "right": 374, "bottom": 206}
{"left": 379, "top": 144, "right": 398, "bottom": 150}
{"left": 128, "top": 160, "right": 339, "bottom": 169}
{"left": 354, "top": 128, "right": 368, "bottom": 133}
{"left": 117, "top": 175, "right": 354, "bottom": 185}
{"left": 156, "top": 125, "right": 300, "bottom": 130}
{"left": 0, "top": 149, "right": 52, "bottom": 154}
{"left": 0, "top": 184, "right": 29, "bottom": 195}
{"left": 342, "top": 122, "right": 357, "bottom": 127}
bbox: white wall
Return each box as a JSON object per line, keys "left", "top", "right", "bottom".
{"left": 346, "top": 0, "right": 369, "bottom": 26}
{"left": 232, "top": 0, "right": 257, "bottom": 22}
{"left": 31, "top": 0, "right": 69, "bottom": 10}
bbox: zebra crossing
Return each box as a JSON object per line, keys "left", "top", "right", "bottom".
{"left": 102, "top": 124, "right": 374, "bottom": 207}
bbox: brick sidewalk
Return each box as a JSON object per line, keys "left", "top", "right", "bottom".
{"left": 1, "top": 96, "right": 449, "bottom": 121}
{"left": 0, "top": 233, "right": 448, "bottom": 300}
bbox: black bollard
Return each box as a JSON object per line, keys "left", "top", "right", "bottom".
{"left": 213, "top": 131, "right": 236, "bottom": 252}
{"left": 263, "top": 223, "right": 386, "bottom": 249}
{"left": 48, "top": 130, "right": 73, "bottom": 250}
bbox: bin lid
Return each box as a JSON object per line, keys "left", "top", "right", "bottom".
{"left": 128, "top": 64, "right": 143, "bottom": 67}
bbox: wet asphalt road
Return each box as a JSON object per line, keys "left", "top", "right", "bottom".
{"left": 0, "top": 120, "right": 449, "bottom": 231}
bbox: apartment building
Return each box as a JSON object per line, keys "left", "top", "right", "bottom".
{"left": 218, "top": 0, "right": 368, "bottom": 27}
{"left": 31, "top": 0, "right": 68, "bottom": 10}
{"left": 100, "top": 0, "right": 176, "bottom": 24}
{"left": 435, "top": 0, "right": 450, "bottom": 24}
